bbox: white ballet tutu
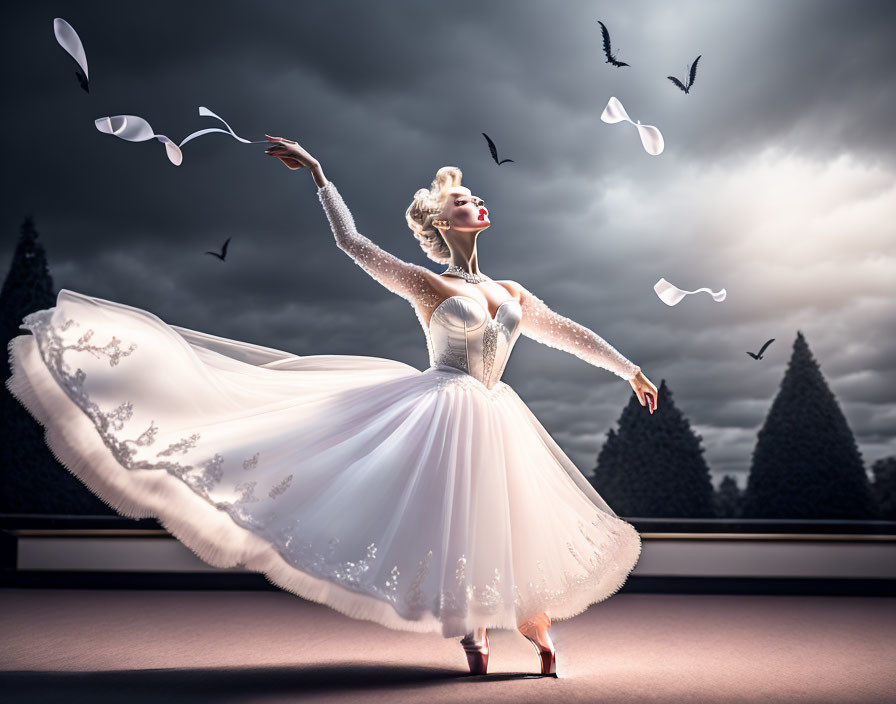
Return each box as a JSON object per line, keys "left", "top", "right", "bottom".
{"left": 5, "top": 289, "right": 641, "bottom": 638}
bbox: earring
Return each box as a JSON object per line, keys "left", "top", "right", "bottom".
{"left": 433, "top": 220, "right": 449, "bottom": 229}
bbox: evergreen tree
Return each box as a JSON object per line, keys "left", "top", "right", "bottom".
{"left": 713, "top": 475, "right": 743, "bottom": 518}
{"left": 0, "top": 216, "right": 56, "bottom": 357}
{"left": 1, "top": 216, "right": 114, "bottom": 514}
{"left": 591, "top": 379, "right": 716, "bottom": 518}
{"left": 741, "top": 331, "right": 877, "bottom": 519}
{"left": 871, "top": 456, "right": 896, "bottom": 520}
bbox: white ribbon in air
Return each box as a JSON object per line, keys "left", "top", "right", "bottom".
{"left": 179, "top": 107, "right": 265, "bottom": 148}
{"left": 53, "top": 18, "right": 89, "bottom": 80}
{"left": 95, "top": 115, "right": 184, "bottom": 164}
{"left": 601, "top": 96, "right": 664, "bottom": 155}
{"left": 94, "top": 107, "right": 266, "bottom": 166}
{"left": 654, "top": 278, "right": 726, "bottom": 306}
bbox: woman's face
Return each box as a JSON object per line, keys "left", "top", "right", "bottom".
{"left": 439, "top": 188, "right": 490, "bottom": 232}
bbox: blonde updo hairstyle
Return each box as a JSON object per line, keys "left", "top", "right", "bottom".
{"left": 405, "top": 166, "right": 465, "bottom": 265}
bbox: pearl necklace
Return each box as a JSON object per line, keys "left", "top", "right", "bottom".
{"left": 442, "top": 264, "right": 489, "bottom": 284}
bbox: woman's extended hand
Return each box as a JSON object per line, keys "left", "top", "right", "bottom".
{"left": 630, "top": 369, "right": 658, "bottom": 414}
{"left": 264, "top": 135, "right": 328, "bottom": 187}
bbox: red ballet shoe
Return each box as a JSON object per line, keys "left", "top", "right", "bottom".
{"left": 460, "top": 627, "right": 489, "bottom": 675}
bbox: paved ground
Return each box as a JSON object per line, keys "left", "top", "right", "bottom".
{"left": 1, "top": 589, "right": 895, "bottom": 703}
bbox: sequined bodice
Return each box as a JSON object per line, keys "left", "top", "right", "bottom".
{"left": 426, "top": 295, "right": 523, "bottom": 390}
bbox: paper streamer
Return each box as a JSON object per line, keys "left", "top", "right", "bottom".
{"left": 94, "top": 107, "right": 266, "bottom": 166}
{"left": 654, "top": 278, "right": 726, "bottom": 306}
{"left": 53, "top": 18, "right": 89, "bottom": 80}
{"left": 94, "top": 115, "right": 184, "bottom": 165}
{"left": 600, "top": 96, "right": 664, "bottom": 155}
{"left": 178, "top": 107, "right": 263, "bottom": 148}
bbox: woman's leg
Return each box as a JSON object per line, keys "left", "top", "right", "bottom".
{"left": 518, "top": 612, "right": 557, "bottom": 676}
{"left": 518, "top": 611, "right": 553, "bottom": 646}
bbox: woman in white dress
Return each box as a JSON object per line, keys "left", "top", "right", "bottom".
{"left": 5, "top": 134, "right": 658, "bottom": 678}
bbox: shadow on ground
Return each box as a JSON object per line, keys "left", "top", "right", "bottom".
{"left": 1, "top": 662, "right": 558, "bottom": 703}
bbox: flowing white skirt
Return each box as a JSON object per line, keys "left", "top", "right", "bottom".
{"left": 5, "top": 289, "right": 641, "bottom": 638}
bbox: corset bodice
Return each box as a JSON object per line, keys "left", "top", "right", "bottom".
{"left": 425, "top": 295, "right": 523, "bottom": 389}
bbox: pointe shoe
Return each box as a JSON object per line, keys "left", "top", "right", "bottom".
{"left": 460, "top": 627, "right": 489, "bottom": 675}
{"left": 518, "top": 613, "right": 557, "bottom": 677}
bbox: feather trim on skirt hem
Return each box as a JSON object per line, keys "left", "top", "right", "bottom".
{"left": 5, "top": 298, "right": 642, "bottom": 639}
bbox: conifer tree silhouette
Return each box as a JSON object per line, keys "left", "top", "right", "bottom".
{"left": 1, "top": 216, "right": 115, "bottom": 514}
{"left": 741, "top": 331, "right": 878, "bottom": 519}
{"left": 870, "top": 456, "right": 895, "bottom": 520}
{"left": 591, "top": 379, "right": 716, "bottom": 517}
{"left": 713, "top": 475, "right": 743, "bottom": 518}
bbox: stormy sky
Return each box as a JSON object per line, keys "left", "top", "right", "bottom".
{"left": 2, "top": 0, "right": 894, "bottom": 485}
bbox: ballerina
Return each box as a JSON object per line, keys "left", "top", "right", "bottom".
{"left": 6, "top": 133, "right": 657, "bottom": 679}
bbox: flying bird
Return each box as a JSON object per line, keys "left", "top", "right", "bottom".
{"left": 482, "top": 133, "right": 514, "bottom": 165}
{"left": 205, "top": 237, "right": 231, "bottom": 261}
{"left": 668, "top": 55, "right": 702, "bottom": 94}
{"left": 597, "top": 20, "right": 629, "bottom": 67}
{"left": 746, "top": 338, "right": 775, "bottom": 360}
{"left": 53, "top": 18, "right": 90, "bottom": 93}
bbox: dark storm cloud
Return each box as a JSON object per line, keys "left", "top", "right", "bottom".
{"left": 1, "top": 0, "right": 894, "bottom": 479}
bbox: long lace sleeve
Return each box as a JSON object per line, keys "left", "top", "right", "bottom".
{"left": 518, "top": 285, "right": 641, "bottom": 381}
{"left": 317, "top": 180, "right": 437, "bottom": 305}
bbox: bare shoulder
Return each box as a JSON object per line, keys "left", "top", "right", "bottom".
{"left": 420, "top": 267, "right": 453, "bottom": 294}
{"left": 417, "top": 266, "right": 442, "bottom": 286}
{"left": 493, "top": 278, "right": 527, "bottom": 302}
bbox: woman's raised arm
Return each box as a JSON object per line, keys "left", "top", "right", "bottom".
{"left": 316, "top": 180, "right": 438, "bottom": 305}
{"left": 265, "top": 135, "right": 438, "bottom": 305}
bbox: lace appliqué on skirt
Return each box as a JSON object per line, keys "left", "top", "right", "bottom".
{"left": 21, "top": 308, "right": 639, "bottom": 626}
{"left": 20, "top": 310, "right": 294, "bottom": 523}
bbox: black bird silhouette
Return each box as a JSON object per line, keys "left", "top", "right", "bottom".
{"left": 205, "top": 237, "right": 231, "bottom": 261}
{"left": 668, "top": 55, "right": 701, "bottom": 94}
{"left": 746, "top": 338, "right": 775, "bottom": 360}
{"left": 482, "top": 133, "right": 514, "bottom": 165}
{"left": 597, "top": 20, "right": 629, "bottom": 67}
{"left": 75, "top": 68, "right": 89, "bottom": 93}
